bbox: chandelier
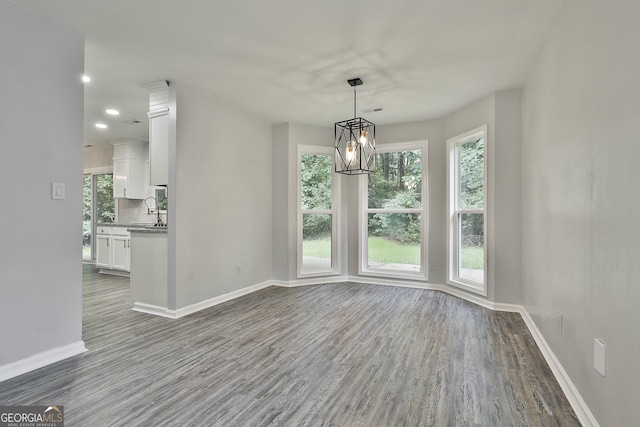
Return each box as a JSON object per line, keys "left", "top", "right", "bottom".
{"left": 334, "top": 78, "right": 376, "bottom": 175}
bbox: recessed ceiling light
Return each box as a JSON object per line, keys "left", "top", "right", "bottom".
{"left": 95, "top": 123, "right": 107, "bottom": 129}
{"left": 82, "top": 75, "right": 91, "bottom": 83}
{"left": 105, "top": 109, "right": 120, "bottom": 116}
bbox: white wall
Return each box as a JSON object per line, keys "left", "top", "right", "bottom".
{"left": 272, "top": 124, "right": 290, "bottom": 281}
{"left": 522, "top": 0, "right": 640, "bottom": 425}
{"left": 271, "top": 123, "right": 340, "bottom": 281}
{"left": 0, "top": 2, "right": 84, "bottom": 366}
{"left": 443, "top": 90, "right": 523, "bottom": 304}
{"left": 493, "top": 90, "right": 522, "bottom": 304}
{"left": 83, "top": 145, "right": 113, "bottom": 170}
{"left": 173, "top": 84, "right": 273, "bottom": 308}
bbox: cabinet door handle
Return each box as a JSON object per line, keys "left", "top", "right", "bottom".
{"left": 124, "top": 188, "right": 127, "bottom": 197}
{"left": 107, "top": 239, "right": 109, "bottom": 247}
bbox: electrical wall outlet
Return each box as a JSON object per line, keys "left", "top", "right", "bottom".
{"left": 236, "top": 264, "right": 242, "bottom": 275}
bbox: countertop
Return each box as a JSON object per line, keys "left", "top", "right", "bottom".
{"left": 96, "top": 222, "right": 168, "bottom": 233}
{"left": 97, "top": 222, "right": 155, "bottom": 228}
{"left": 128, "top": 228, "right": 167, "bottom": 234}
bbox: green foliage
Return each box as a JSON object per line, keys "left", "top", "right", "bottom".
{"left": 368, "top": 236, "right": 420, "bottom": 265}
{"left": 299, "top": 149, "right": 426, "bottom": 245}
{"left": 459, "top": 139, "right": 485, "bottom": 238}
{"left": 460, "top": 245, "right": 484, "bottom": 269}
{"left": 368, "top": 150, "right": 422, "bottom": 207}
{"left": 376, "top": 192, "right": 421, "bottom": 244}
{"left": 460, "top": 138, "right": 484, "bottom": 209}
{"left": 302, "top": 234, "right": 332, "bottom": 258}
{"left": 303, "top": 214, "right": 331, "bottom": 239}
{"left": 83, "top": 175, "right": 92, "bottom": 246}
{"left": 300, "top": 154, "right": 333, "bottom": 239}
{"left": 368, "top": 150, "right": 422, "bottom": 243}
{"left": 301, "top": 154, "right": 332, "bottom": 210}
{"left": 82, "top": 174, "right": 115, "bottom": 246}
{"left": 305, "top": 235, "right": 482, "bottom": 269}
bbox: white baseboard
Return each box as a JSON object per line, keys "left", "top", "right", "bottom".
{"left": 520, "top": 309, "right": 599, "bottom": 427}
{"left": 132, "top": 281, "right": 273, "bottom": 319}
{"left": 132, "top": 302, "right": 178, "bottom": 318}
{"left": 0, "top": 341, "right": 87, "bottom": 383}
{"left": 175, "top": 280, "right": 272, "bottom": 318}
{"left": 272, "top": 275, "right": 349, "bottom": 288}
{"left": 98, "top": 269, "right": 130, "bottom": 277}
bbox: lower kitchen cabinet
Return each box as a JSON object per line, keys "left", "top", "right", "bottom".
{"left": 95, "top": 234, "right": 112, "bottom": 269}
{"left": 95, "top": 226, "right": 133, "bottom": 274}
{"left": 111, "top": 235, "right": 130, "bottom": 271}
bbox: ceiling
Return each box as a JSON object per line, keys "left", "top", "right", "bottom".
{"left": 13, "top": 0, "right": 562, "bottom": 147}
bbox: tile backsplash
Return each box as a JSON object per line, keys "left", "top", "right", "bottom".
{"left": 117, "top": 199, "right": 167, "bottom": 225}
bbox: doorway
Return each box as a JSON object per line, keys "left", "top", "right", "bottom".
{"left": 83, "top": 172, "right": 115, "bottom": 262}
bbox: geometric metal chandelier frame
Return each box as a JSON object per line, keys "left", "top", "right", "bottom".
{"left": 334, "top": 78, "right": 376, "bottom": 175}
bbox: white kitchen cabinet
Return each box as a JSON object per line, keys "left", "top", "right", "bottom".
{"left": 112, "top": 140, "right": 147, "bottom": 199}
{"left": 113, "top": 158, "right": 146, "bottom": 199}
{"left": 148, "top": 111, "right": 169, "bottom": 186}
{"left": 143, "top": 81, "right": 170, "bottom": 187}
{"left": 111, "top": 235, "right": 130, "bottom": 271}
{"left": 96, "top": 226, "right": 134, "bottom": 274}
{"left": 95, "top": 234, "right": 111, "bottom": 269}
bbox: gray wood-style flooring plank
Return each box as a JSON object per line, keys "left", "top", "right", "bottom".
{"left": 0, "top": 265, "right": 580, "bottom": 426}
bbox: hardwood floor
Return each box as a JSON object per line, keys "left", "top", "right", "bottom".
{"left": 0, "top": 265, "right": 579, "bottom": 426}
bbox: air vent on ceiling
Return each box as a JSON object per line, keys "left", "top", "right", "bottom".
{"left": 362, "top": 107, "right": 383, "bottom": 114}
{"left": 122, "top": 119, "right": 141, "bottom": 125}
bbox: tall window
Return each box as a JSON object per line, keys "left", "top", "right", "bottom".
{"left": 360, "top": 141, "right": 428, "bottom": 279}
{"left": 298, "top": 146, "right": 340, "bottom": 277}
{"left": 447, "top": 126, "right": 487, "bottom": 295}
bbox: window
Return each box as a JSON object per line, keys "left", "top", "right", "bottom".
{"left": 298, "top": 146, "right": 340, "bottom": 277}
{"left": 360, "top": 141, "right": 428, "bottom": 279}
{"left": 155, "top": 187, "right": 168, "bottom": 211}
{"left": 82, "top": 172, "right": 115, "bottom": 262}
{"left": 447, "top": 126, "right": 487, "bottom": 296}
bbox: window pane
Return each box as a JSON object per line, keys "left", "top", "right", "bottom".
{"left": 458, "top": 212, "right": 484, "bottom": 284}
{"left": 95, "top": 174, "right": 115, "bottom": 223}
{"left": 368, "top": 150, "right": 422, "bottom": 208}
{"left": 83, "top": 175, "right": 92, "bottom": 261}
{"left": 155, "top": 188, "right": 168, "bottom": 211}
{"left": 302, "top": 213, "right": 332, "bottom": 273}
{"left": 301, "top": 154, "right": 332, "bottom": 210}
{"left": 368, "top": 213, "right": 420, "bottom": 272}
{"left": 459, "top": 138, "right": 484, "bottom": 209}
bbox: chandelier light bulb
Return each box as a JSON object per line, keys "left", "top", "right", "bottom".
{"left": 346, "top": 141, "right": 357, "bottom": 162}
{"left": 359, "top": 130, "right": 368, "bottom": 145}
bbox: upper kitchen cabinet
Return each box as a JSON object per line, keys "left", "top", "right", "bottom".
{"left": 148, "top": 111, "right": 168, "bottom": 186}
{"left": 112, "top": 140, "right": 147, "bottom": 199}
{"left": 143, "top": 80, "right": 170, "bottom": 186}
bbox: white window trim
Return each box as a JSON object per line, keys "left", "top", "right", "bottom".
{"left": 358, "top": 140, "right": 429, "bottom": 281}
{"left": 297, "top": 145, "right": 341, "bottom": 278}
{"left": 446, "top": 125, "right": 488, "bottom": 296}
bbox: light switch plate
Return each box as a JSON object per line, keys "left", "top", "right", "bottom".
{"left": 594, "top": 338, "right": 606, "bottom": 376}
{"left": 52, "top": 182, "right": 65, "bottom": 200}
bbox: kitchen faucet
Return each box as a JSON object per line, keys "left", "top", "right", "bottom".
{"left": 143, "top": 197, "right": 164, "bottom": 225}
